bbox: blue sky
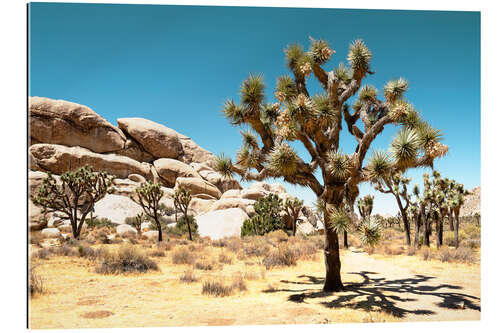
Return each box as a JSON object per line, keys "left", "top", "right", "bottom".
{"left": 28, "top": 3, "right": 480, "bottom": 214}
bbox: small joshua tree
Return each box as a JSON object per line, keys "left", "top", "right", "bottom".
{"left": 284, "top": 197, "right": 304, "bottom": 236}
{"left": 215, "top": 37, "right": 446, "bottom": 291}
{"left": 173, "top": 186, "right": 194, "bottom": 241}
{"left": 371, "top": 171, "right": 413, "bottom": 245}
{"left": 125, "top": 212, "right": 145, "bottom": 236}
{"left": 32, "top": 165, "right": 114, "bottom": 239}
{"left": 356, "top": 194, "right": 374, "bottom": 221}
{"left": 131, "top": 182, "right": 165, "bottom": 242}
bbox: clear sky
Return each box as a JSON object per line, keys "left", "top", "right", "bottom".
{"left": 28, "top": 3, "right": 480, "bottom": 214}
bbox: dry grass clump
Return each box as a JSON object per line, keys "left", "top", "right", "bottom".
{"left": 201, "top": 274, "right": 248, "bottom": 297}
{"left": 32, "top": 248, "right": 51, "bottom": 260}
{"left": 406, "top": 246, "right": 417, "bottom": 256}
{"left": 77, "top": 245, "right": 108, "bottom": 261}
{"left": 218, "top": 252, "right": 233, "bottom": 265}
{"left": 157, "top": 241, "right": 174, "bottom": 251}
{"left": 463, "top": 224, "right": 481, "bottom": 239}
{"left": 437, "top": 247, "right": 476, "bottom": 263}
{"left": 443, "top": 231, "right": 467, "bottom": 247}
{"left": 149, "top": 249, "right": 166, "bottom": 257}
{"left": 29, "top": 265, "right": 44, "bottom": 296}
{"left": 267, "top": 230, "right": 289, "bottom": 243}
{"left": 29, "top": 232, "right": 45, "bottom": 246}
{"left": 96, "top": 244, "right": 158, "bottom": 274}
{"left": 49, "top": 245, "right": 78, "bottom": 257}
{"left": 172, "top": 247, "right": 196, "bottom": 265}
{"left": 179, "top": 269, "right": 199, "bottom": 283}
{"left": 464, "top": 238, "right": 481, "bottom": 249}
{"left": 262, "top": 244, "right": 298, "bottom": 269}
{"left": 194, "top": 259, "right": 216, "bottom": 271}
{"left": 226, "top": 237, "right": 243, "bottom": 253}
{"left": 242, "top": 237, "right": 271, "bottom": 257}
{"left": 289, "top": 240, "right": 319, "bottom": 260}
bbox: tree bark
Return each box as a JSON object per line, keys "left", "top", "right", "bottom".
{"left": 454, "top": 210, "right": 460, "bottom": 248}
{"left": 449, "top": 212, "right": 455, "bottom": 231}
{"left": 343, "top": 231, "right": 348, "bottom": 248}
{"left": 435, "top": 217, "right": 443, "bottom": 248}
{"left": 185, "top": 211, "right": 193, "bottom": 241}
{"left": 394, "top": 195, "right": 411, "bottom": 245}
{"left": 322, "top": 208, "right": 343, "bottom": 292}
{"left": 414, "top": 212, "right": 421, "bottom": 248}
{"left": 154, "top": 211, "right": 163, "bottom": 242}
{"left": 423, "top": 214, "right": 430, "bottom": 247}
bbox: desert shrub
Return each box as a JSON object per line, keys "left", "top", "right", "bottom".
{"left": 33, "top": 248, "right": 51, "bottom": 260}
{"left": 420, "top": 247, "right": 435, "bottom": 261}
{"left": 379, "top": 243, "right": 405, "bottom": 256}
{"left": 50, "top": 245, "right": 78, "bottom": 257}
{"left": 202, "top": 280, "right": 234, "bottom": 297}
{"left": 96, "top": 244, "right": 158, "bottom": 274}
{"left": 268, "top": 229, "right": 289, "bottom": 243}
{"left": 407, "top": 246, "right": 417, "bottom": 256}
{"left": 438, "top": 247, "right": 475, "bottom": 263}
{"left": 172, "top": 247, "right": 196, "bottom": 265}
{"left": 443, "top": 230, "right": 467, "bottom": 246}
{"left": 157, "top": 241, "right": 174, "bottom": 251}
{"left": 290, "top": 240, "right": 318, "bottom": 260}
{"left": 85, "top": 217, "right": 115, "bottom": 229}
{"left": 232, "top": 274, "right": 247, "bottom": 291}
{"left": 194, "top": 259, "right": 216, "bottom": 271}
{"left": 463, "top": 224, "right": 481, "bottom": 239}
{"left": 166, "top": 215, "right": 198, "bottom": 238}
{"left": 243, "top": 237, "right": 271, "bottom": 257}
{"left": 308, "top": 235, "right": 324, "bottom": 250}
{"left": 149, "top": 249, "right": 165, "bottom": 257}
{"left": 212, "top": 239, "right": 228, "bottom": 248}
{"left": 226, "top": 237, "right": 243, "bottom": 253}
{"left": 464, "top": 238, "right": 481, "bottom": 249}
{"left": 180, "top": 269, "right": 199, "bottom": 283}
{"left": 29, "top": 232, "right": 44, "bottom": 246}
{"left": 218, "top": 252, "right": 233, "bottom": 265}
{"left": 29, "top": 265, "right": 44, "bottom": 296}
{"left": 262, "top": 244, "right": 298, "bottom": 269}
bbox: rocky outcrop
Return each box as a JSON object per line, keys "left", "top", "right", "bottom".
{"left": 29, "top": 97, "right": 126, "bottom": 153}
{"left": 93, "top": 194, "right": 143, "bottom": 225}
{"left": 29, "top": 144, "right": 154, "bottom": 180}
{"left": 174, "top": 177, "right": 222, "bottom": 200}
{"left": 208, "top": 198, "right": 256, "bottom": 216}
{"left": 153, "top": 158, "right": 200, "bottom": 187}
{"left": 195, "top": 208, "right": 249, "bottom": 240}
{"left": 177, "top": 133, "right": 216, "bottom": 164}
{"left": 460, "top": 186, "right": 481, "bottom": 217}
{"left": 116, "top": 224, "right": 137, "bottom": 236}
{"left": 117, "top": 118, "right": 183, "bottom": 160}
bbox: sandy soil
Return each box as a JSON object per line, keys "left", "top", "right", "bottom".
{"left": 29, "top": 247, "right": 480, "bottom": 329}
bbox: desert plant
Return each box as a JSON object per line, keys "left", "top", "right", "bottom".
{"left": 356, "top": 194, "right": 374, "bottom": 220}
{"left": 283, "top": 197, "right": 304, "bottom": 236}
{"left": 180, "top": 269, "right": 199, "bottom": 283}
{"left": 202, "top": 280, "right": 234, "bottom": 297}
{"left": 215, "top": 38, "right": 446, "bottom": 291}
{"left": 125, "top": 213, "right": 145, "bottom": 236}
{"left": 96, "top": 244, "right": 158, "bottom": 274}
{"left": 29, "top": 265, "right": 44, "bottom": 296}
{"left": 32, "top": 165, "right": 114, "bottom": 239}
{"left": 262, "top": 244, "right": 298, "bottom": 269}
{"left": 131, "top": 182, "right": 166, "bottom": 242}
{"left": 241, "top": 194, "right": 285, "bottom": 236}
{"left": 172, "top": 247, "right": 196, "bottom": 265}
{"left": 173, "top": 186, "right": 194, "bottom": 241}
{"left": 359, "top": 217, "right": 382, "bottom": 249}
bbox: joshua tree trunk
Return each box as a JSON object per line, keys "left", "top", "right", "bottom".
{"left": 453, "top": 208, "right": 460, "bottom": 248}
{"left": 322, "top": 206, "right": 343, "bottom": 292}
{"left": 448, "top": 211, "right": 455, "bottom": 231}
{"left": 292, "top": 220, "right": 297, "bottom": 236}
{"left": 343, "top": 231, "right": 348, "bottom": 248}
{"left": 154, "top": 211, "right": 163, "bottom": 242}
{"left": 414, "top": 212, "right": 421, "bottom": 248}
{"left": 435, "top": 217, "right": 443, "bottom": 248}
{"left": 184, "top": 209, "right": 193, "bottom": 241}
{"left": 423, "top": 214, "right": 430, "bottom": 247}
{"left": 394, "top": 196, "right": 411, "bottom": 245}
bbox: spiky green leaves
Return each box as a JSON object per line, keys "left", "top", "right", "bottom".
{"left": 240, "top": 130, "right": 258, "bottom": 148}
{"left": 236, "top": 146, "right": 260, "bottom": 169}
{"left": 327, "top": 150, "right": 351, "bottom": 180}
{"left": 384, "top": 78, "right": 408, "bottom": 103}
{"left": 390, "top": 128, "right": 420, "bottom": 168}
{"left": 285, "top": 43, "right": 304, "bottom": 71}
{"left": 173, "top": 186, "right": 192, "bottom": 212}
{"left": 275, "top": 75, "right": 297, "bottom": 102}
{"left": 326, "top": 208, "right": 350, "bottom": 234}
{"left": 311, "top": 93, "right": 338, "bottom": 127}
{"left": 334, "top": 62, "right": 352, "bottom": 82}
{"left": 240, "top": 74, "right": 265, "bottom": 112}
{"left": 266, "top": 142, "right": 299, "bottom": 176}
{"left": 359, "top": 217, "right": 382, "bottom": 247}
{"left": 358, "top": 85, "right": 378, "bottom": 103}
{"left": 365, "top": 151, "right": 392, "bottom": 181}
{"left": 214, "top": 153, "right": 234, "bottom": 179}
{"left": 222, "top": 99, "right": 244, "bottom": 126}
{"left": 388, "top": 100, "right": 413, "bottom": 122}
{"left": 347, "top": 39, "right": 372, "bottom": 75}
{"left": 308, "top": 37, "right": 335, "bottom": 65}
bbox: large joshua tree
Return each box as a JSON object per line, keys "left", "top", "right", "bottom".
{"left": 215, "top": 37, "right": 447, "bottom": 292}
{"left": 131, "top": 182, "right": 165, "bottom": 242}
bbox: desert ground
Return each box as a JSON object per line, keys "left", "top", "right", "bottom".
{"left": 29, "top": 225, "right": 480, "bottom": 329}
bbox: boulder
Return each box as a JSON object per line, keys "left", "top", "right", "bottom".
{"left": 198, "top": 169, "right": 242, "bottom": 193}
{"left": 220, "top": 189, "right": 241, "bottom": 200}
{"left": 41, "top": 228, "right": 61, "bottom": 238}
{"left": 111, "top": 178, "right": 140, "bottom": 196}
{"left": 177, "top": 133, "right": 216, "bottom": 164}
{"left": 29, "top": 96, "right": 125, "bottom": 153}
{"left": 241, "top": 188, "right": 268, "bottom": 201}
{"left": 116, "top": 224, "right": 137, "bottom": 236}
{"left": 153, "top": 158, "right": 200, "bottom": 187}
{"left": 93, "top": 194, "right": 143, "bottom": 225}
{"left": 300, "top": 206, "right": 319, "bottom": 228}
{"left": 141, "top": 221, "right": 153, "bottom": 231}
{"left": 190, "top": 162, "right": 214, "bottom": 174}
{"left": 29, "top": 144, "right": 153, "bottom": 180}
{"left": 249, "top": 182, "right": 273, "bottom": 193}
{"left": 29, "top": 199, "right": 48, "bottom": 231}
{"left": 175, "top": 177, "right": 222, "bottom": 199}
{"left": 195, "top": 208, "right": 249, "bottom": 240}
{"left": 208, "top": 198, "right": 255, "bottom": 216}
{"left": 115, "top": 138, "right": 155, "bottom": 163}
{"left": 269, "top": 183, "right": 287, "bottom": 194}
{"left": 117, "top": 118, "right": 183, "bottom": 159}
{"left": 128, "top": 174, "right": 146, "bottom": 183}
{"left": 29, "top": 170, "right": 52, "bottom": 196}
{"left": 296, "top": 219, "right": 317, "bottom": 235}
{"left": 189, "top": 198, "right": 216, "bottom": 215}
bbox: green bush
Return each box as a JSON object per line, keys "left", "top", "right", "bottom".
{"left": 241, "top": 194, "right": 285, "bottom": 236}
{"left": 166, "top": 215, "right": 198, "bottom": 237}
{"left": 85, "top": 217, "right": 115, "bottom": 229}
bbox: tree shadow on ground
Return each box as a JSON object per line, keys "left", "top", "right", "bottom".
{"left": 266, "top": 271, "right": 480, "bottom": 318}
